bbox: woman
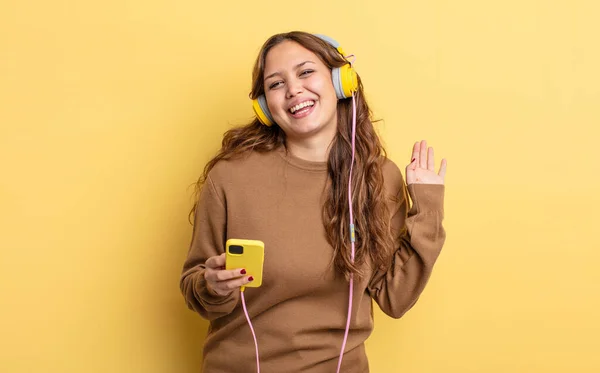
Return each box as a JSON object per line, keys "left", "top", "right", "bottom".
{"left": 180, "top": 31, "right": 447, "bottom": 373}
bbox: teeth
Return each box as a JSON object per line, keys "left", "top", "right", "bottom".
{"left": 290, "top": 101, "right": 315, "bottom": 114}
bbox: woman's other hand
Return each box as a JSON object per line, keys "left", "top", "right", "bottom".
{"left": 406, "top": 140, "right": 447, "bottom": 185}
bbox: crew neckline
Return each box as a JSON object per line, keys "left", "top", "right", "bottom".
{"left": 276, "top": 145, "right": 328, "bottom": 172}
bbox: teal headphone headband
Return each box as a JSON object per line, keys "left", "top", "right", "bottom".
{"left": 251, "top": 34, "right": 358, "bottom": 127}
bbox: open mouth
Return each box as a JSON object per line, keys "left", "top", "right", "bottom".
{"left": 288, "top": 100, "right": 315, "bottom": 118}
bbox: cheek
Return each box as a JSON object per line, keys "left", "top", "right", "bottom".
{"left": 314, "top": 75, "right": 336, "bottom": 100}
{"left": 265, "top": 92, "right": 284, "bottom": 115}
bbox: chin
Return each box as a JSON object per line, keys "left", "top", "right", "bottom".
{"left": 289, "top": 121, "right": 325, "bottom": 135}
{"left": 276, "top": 112, "right": 336, "bottom": 139}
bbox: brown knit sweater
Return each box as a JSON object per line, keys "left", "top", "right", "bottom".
{"left": 180, "top": 146, "right": 446, "bottom": 372}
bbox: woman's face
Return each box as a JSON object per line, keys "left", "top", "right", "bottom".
{"left": 263, "top": 40, "right": 338, "bottom": 144}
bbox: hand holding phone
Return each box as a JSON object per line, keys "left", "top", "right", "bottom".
{"left": 204, "top": 253, "right": 253, "bottom": 296}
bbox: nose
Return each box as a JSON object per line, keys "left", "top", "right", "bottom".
{"left": 285, "top": 77, "right": 303, "bottom": 99}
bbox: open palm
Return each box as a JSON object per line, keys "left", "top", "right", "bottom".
{"left": 405, "top": 140, "right": 447, "bottom": 185}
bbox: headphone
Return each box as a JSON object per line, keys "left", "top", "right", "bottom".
{"left": 252, "top": 34, "right": 359, "bottom": 127}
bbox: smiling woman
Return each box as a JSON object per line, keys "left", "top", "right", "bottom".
{"left": 262, "top": 43, "right": 339, "bottom": 150}
{"left": 179, "top": 31, "right": 447, "bottom": 373}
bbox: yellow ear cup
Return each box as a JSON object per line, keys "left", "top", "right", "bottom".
{"left": 332, "top": 63, "right": 358, "bottom": 99}
{"left": 252, "top": 95, "right": 274, "bottom": 126}
{"left": 339, "top": 64, "right": 358, "bottom": 98}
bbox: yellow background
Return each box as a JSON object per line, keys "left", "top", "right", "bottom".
{"left": 1, "top": 0, "right": 598, "bottom": 372}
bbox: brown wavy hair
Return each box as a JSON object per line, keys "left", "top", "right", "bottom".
{"left": 191, "top": 31, "right": 396, "bottom": 280}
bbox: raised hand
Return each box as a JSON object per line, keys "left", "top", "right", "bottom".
{"left": 405, "top": 140, "right": 447, "bottom": 185}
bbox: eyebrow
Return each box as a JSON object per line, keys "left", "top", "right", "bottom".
{"left": 264, "top": 61, "right": 316, "bottom": 81}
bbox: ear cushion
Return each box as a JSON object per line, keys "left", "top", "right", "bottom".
{"left": 252, "top": 95, "right": 274, "bottom": 126}
{"left": 331, "top": 67, "right": 345, "bottom": 99}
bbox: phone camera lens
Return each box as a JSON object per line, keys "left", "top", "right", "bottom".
{"left": 229, "top": 245, "right": 244, "bottom": 255}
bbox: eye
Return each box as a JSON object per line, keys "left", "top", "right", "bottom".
{"left": 268, "top": 81, "right": 283, "bottom": 90}
{"left": 300, "top": 69, "right": 314, "bottom": 77}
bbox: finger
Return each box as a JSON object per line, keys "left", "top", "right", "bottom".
{"left": 427, "top": 147, "right": 435, "bottom": 171}
{"left": 406, "top": 156, "right": 418, "bottom": 166}
{"left": 208, "top": 275, "right": 254, "bottom": 295}
{"left": 439, "top": 158, "right": 447, "bottom": 179}
{"left": 203, "top": 268, "right": 220, "bottom": 283}
{"left": 411, "top": 141, "right": 419, "bottom": 166}
{"left": 419, "top": 140, "right": 427, "bottom": 169}
{"left": 215, "top": 268, "right": 247, "bottom": 281}
{"left": 208, "top": 285, "right": 232, "bottom": 297}
{"left": 205, "top": 253, "right": 226, "bottom": 269}
{"left": 205, "top": 267, "right": 247, "bottom": 282}
{"left": 408, "top": 156, "right": 416, "bottom": 170}
{"left": 220, "top": 276, "right": 255, "bottom": 291}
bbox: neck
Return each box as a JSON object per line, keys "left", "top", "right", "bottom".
{"left": 285, "top": 135, "right": 334, "bottom": 163}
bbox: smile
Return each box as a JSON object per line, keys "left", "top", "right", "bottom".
{"left": 289, "top": 100, "right": 315, "bottom": 114}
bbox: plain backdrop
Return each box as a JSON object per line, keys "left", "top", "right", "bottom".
{"left": 1, "top": 1, "right": 599, "bottom": 372}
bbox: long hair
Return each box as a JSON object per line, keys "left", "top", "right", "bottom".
{"left": 190, "top": 31, "right": 396, "bottom": 280}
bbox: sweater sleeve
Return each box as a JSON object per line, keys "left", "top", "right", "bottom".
{"left": 367, "top": 168, "right": 446, "bottom": 319}
{"left": 180, "top": 175, "right": 240, "bottom": 320}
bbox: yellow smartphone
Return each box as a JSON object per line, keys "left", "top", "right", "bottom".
{"left": 225, "top": 239, "right": 265, "bottom": 288}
